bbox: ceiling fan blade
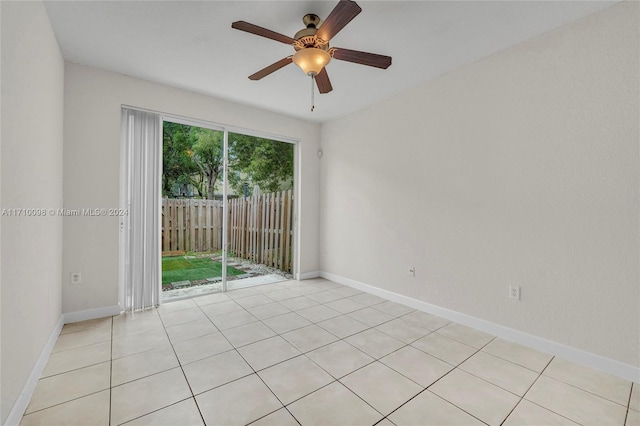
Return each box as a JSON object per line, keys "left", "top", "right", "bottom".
{"left": 332, "top": 48, "right": 392, "bottom": 69}
{"left": 315, "top": 68, "right": 333, "bottom": 94}
{"left": 232, "top": 21, "right": 296, "bottom": 45}
{"left": 248, "top": 57, "right": 293, "bottom": 80}
{"left": 316, "top": 0, "right": 362, "bottom": 42}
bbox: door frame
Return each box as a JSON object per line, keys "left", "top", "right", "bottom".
{"left": 161, "top": 113, "right": 301, "bottom": 293}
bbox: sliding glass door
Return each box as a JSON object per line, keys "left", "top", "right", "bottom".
{"left": 160, "top": 118, "right": 295, "bottom": 302}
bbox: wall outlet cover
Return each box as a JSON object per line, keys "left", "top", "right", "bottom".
{"left": 509, "top": 285, "right": 520, "bottom": 300}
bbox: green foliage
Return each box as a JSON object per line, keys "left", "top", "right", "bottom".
{"left": 190, "top": 128, "right": 224, "bottom": 199}
{"left": 162, "top": 122, "right": 200, "bottom": 197}
{"left": 162, "top": 123, "right": 223, "bottom": 199}
{"left": 162, "top": 123, "right": 294, "bottom": 199}
{"left": 228, "top": 133, "right": 294, "bottom": 195}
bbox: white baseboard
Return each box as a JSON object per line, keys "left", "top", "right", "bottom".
{"left": 321, "top": 271, "right": 640, "bottom": 383}
{"left": 298, "top": 271, "right": 321, "bottom": 280}
{"left": 3, "top": 315, "right": 64, "bottom": 426}
{"left": 63, "top": 305, "right": 122, "bottom": 324}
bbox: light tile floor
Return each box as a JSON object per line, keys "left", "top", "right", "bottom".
{"left": 21, "top": 278, "right": 640, "bottom": 426}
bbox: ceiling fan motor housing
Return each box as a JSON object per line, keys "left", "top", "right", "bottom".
{"left": 294, "top": 14, "right": 330, "bottom": 51}
{"left": 303, "top": 14, "right": 321, "bottom": 28}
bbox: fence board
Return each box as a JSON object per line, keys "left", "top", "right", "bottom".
{"left": 284, "top": 189, "right": 292, "bottom": 271}
{"left": 261, "top": 196, "right": 266, "bottom": 265}
{"left": 189, "top": 202, "right": 195, "bottom": 252}
{"left": 267, "top": 193, "right": 273, "bottom": 267}
{"left": 278, "top": 191, "right": 285, "bottom": 270}
{"left": 161, "top": 191, "right": 293, "bottom": 272}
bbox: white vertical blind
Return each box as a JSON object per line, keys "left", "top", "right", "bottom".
{"left": 120, "top": 107, "right": 162, "bottom": 311}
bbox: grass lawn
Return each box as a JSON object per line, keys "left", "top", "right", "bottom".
{"left": 162, "top": 256, "right": 244, "bottom": 284}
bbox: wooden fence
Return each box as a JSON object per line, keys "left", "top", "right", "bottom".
{"left": 162, "top": 190, "right": 294, "bottom": 272}
{"left": 162, "top": 198, "right": 223, "bottom": 254}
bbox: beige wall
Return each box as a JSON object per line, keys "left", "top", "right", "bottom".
{"left": 319, "top": 2, "right": 639, "bottom": 367}
{"left": 0, "top": 1, "right": 65, "bottom": 422}
{"left": 62, "top": 63, "right": 321, "bottom": 313}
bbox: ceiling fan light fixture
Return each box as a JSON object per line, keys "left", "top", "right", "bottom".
{"left": 292, "top": 48, "right": 331, "bottom": 76}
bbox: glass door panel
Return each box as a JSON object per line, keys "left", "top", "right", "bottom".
{"left": 161, "top": 121, "right": 229, "bottom": 301}
{"left": 224, "top": 132, "right": 295, "bottom": 291}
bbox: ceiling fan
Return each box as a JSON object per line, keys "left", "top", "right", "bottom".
{"left": 231, "top": 0, "right": 392, "bottom": 103}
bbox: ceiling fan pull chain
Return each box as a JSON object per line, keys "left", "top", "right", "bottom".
{"left": 311, "top": 74, "right": 315, "bottom": 112}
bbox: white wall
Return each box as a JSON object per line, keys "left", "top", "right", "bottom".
{"left": 62, "top": 63, "right": 321, "bottom": 313}
{"left": 0, "top": 1, "right": 64, "bottom": 422}
{"left": 320, "top": 2, "right": 639, "bottom": 367}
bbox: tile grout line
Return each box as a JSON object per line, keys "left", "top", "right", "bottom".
{"left": 203, "top": 282, "right": 336, "bottom": 425}
{"left": 226, "top": 286, "right": 358, "bottom": 423}
{"left": 199, "top": 284, "right": 396, "bottom": 424}
{"left": 512, "top": 354, "right": 555, "bottom": 404}
{"left": 256, "top": 300, "right": 421, "bottom": 424}
{"left": 540, "top": 366, "right": 633, "bottom": 408}
{"left": 207, "top": 291, "right": 446, "bottom": 409}
{"left": 509, "top": 355, "right": 589, "bottom": 425}
{"left": 191, "top": 293, "right": 318, "bottom": 424}
{"left": 109, "top": 316, "right": 114, "bottom": 426}
{"left": 384, "top": 388, "right": 489, "bottom": 426}
{"left": 129, "top": 282, "right": 297, "bottom": 424}
{"left": 196, "top": 290, "right": 304, "bottom": 425}
{"left": 622, "top": 382, "right": 635, "bottom": 425}
{"left": 113, "top": 305, "right": 208, "bottom": 424}
{"left": 624, "top": 383, "right": 634, "bottom": 425}
{"left": 168, "top": 300, "right": 217, "bottom": 425}
{"left": 117, "top": 397, "right": 200, "bottom": 426}
{"left": 431, "top": 335, "right": 549, "bottom": 426}
{"left": 21, "top": 324, "right": 114, "bottom": 420}
{"left": 20, "top": 389, "right": 109, "bottom": 418}
{"left": 481, "top": 348, "right": 550, "bottom": 375}
{"left": 412, "top": 339, "right": 491, "bottom": 423}
{"left": 411, "top": 334, "right": 526, "bottom": 423}
{"left": 36, "top": 356, "right": 112, "bottom": 381}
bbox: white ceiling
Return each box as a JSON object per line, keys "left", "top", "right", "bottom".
{"left": 44, "top": 1, "right": 615, "bottom": 123}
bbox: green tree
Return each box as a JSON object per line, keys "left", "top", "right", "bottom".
{"left": 191, "top": 128, "right": 224, "bottom": 200}
{"left": 229, "top": 133, "right": 294, "bottom": 195}
{"left": 162, "top": 122, "right": 201, "bottom": 197}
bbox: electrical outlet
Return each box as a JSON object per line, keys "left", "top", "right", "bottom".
{"left": 408, "top": 266, "right": 415, "bottom": 277}
{"left": 71, "top": 272, "right": 82, "bottom": 285}
{"left": 509, "top": 285, "right": 520, "bottom": 300}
